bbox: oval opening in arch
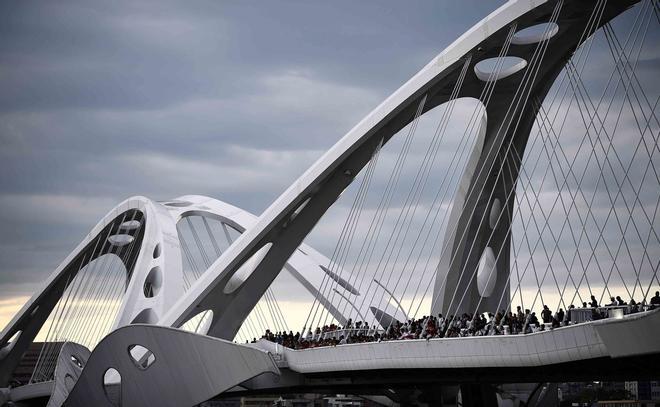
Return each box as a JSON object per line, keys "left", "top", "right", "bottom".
{"left": 143, "top": 266, "right": 162, "bottom": 298}
{"left": 32, "top": 253, "right": 127, "bottom": 351}
{"left": 103, "top": 368, "right": 121, "bottom": 407}
{"left": 164, "top": 200, "right": 192, "bottom": 207}
{"left": 4, "top": 330, "right": 21, "bottom": 346}
{"left": 474, "top": 56, "right": 527, "bottom": 82}
{"left": 70, "top": 354, "right": 84, "bottom": 369}
{"left": 128, "top": 344, "right": 156, "bottom": 370}
{"left": 108, "top": 234, "right": 134, "bottom": 247}
{"left": 223, "top": 243, "right": 273, "bottom": 294}
{"left": 511, "top": 22, "right": 559, "bottom": 45}
{"left": 489, "top": 198, "right": 502, "bottom": 229}
{"left": 289, "top": 197, "right": 311, "bottom": 223}
{"left": 180, "top": 310, "right": 214, "bottom": 335}
{"left": 131, "top": 308, "right": 158, "bottom": 324}
{"left": 153, "top": 243, "right": 161, "bottom": 259}
{"left": 0, "top": 330, "right": 21, "bottom": 360}
{"left": 477, "top": 247, "right": 498, "bottom": 298}
{"left": 119, "top": 220, "right": 141, "bottom": 231}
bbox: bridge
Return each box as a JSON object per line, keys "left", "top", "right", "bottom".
{"left": 1, "top": 0, "right": 659, "bottom": 405}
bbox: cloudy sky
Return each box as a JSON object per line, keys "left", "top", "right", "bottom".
{"left": 1, "top": 0, "right": 658, "bottom": 334}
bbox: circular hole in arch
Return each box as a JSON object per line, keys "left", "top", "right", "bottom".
{"left": 128, "top": 344, "right": 156, "bottom": 370}
{"left": 153, "top": 243, "right": 161, "bottom": 259}
{"left": 289, "top": 197, "right": 311, "bottom": 222}
{"left": 223, "top": 243, "right": 273, "bottom": 294}
{"left": 143, "top": 266, "right": 162, "bottom": 298}
{"left": 107, "top": 234, "right": 134, "bottom": 247}
{"left": 0, "top": 330, "right": 21, "bottom": 360}
{"left": 489, "top": 198, "right": 502, "bottom": 229}
{"left": 511, "top": 22, "right": 559, "bottom": 45}
{"left": 130, "top": 308, "right": 158, "bottom": 324}
{"left": 6, "top": 330, "right": 21, "bottom": 345}
{"left": 119, "top": 220, "right": 141, "bottom": 231}
{"left": 70, "top": 354, "right": 84, "bottom": 369}
{"left": 164, "top": 200, "right": 192, "bottom": 208}
{"left": 474, "top": 56, "right": 527, "bottom": 82}
{"left": 477, "top": 247, "right": 498, "bottom": 298}
{"left": 103, "top": 368, "right": 121, "bottom": 407}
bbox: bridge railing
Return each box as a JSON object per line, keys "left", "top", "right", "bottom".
{"left": 566, "top": 305, "right": 650, "bottom": 324}
{"left": 299, "top": 306, "right": 656, "bottom": 344}
{"left": 309, "top": 328, "right": 384, "bottom": 341}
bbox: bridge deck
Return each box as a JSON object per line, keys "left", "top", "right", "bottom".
{"left": 254, "top": 309, "right": 660, "bottom": 374}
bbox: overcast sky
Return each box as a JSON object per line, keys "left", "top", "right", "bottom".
{"left": 1, "top": 0, "right": 658, "bottom": 333}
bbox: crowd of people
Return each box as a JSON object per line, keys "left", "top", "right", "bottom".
{"left": 256, "top": 291, "right": 660, "bottom": 350}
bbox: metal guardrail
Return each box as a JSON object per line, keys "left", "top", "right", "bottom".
{"left": 296, "top": 306, "right": 656, "bottom": 343}
{"left": 307, "top": 328, "right": 385, "bottom": 341}
{"left": 568, "top": 305, "right": 649, "bottom": 323}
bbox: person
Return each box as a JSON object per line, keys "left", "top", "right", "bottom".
{"left": 589, "top": 295, "right": 599, "bottom": 308}
{"left": 582, "top": 302, "right": 588, "bottom": 308}
{"left": 565, "top": 305, "right": 575, "bottom": 325}
{"left": 650, "top": 291, "right": 660, "bottom": 308}
{"left": 608, "top": 296, "right": 617, "bottom": 306}
{"left": 556, "top": 308, "right": 565, "bottom": 323}
{"left": 630, "top": 298, "right": 639, "bottom": 313}
{"left": 541, "top": 305, "right": 552, "bottom": 323}
{"left": 616, "top": 296, "right": 627, "bottom": 306}
{"left": 551, "top": 317, "right": 560, "bottom": 328}
{"left": 530, "top": 312, "right": 539, "bottom": 327}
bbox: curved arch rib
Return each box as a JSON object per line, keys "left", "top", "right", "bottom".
{"left": 153, "top": 0, "right": 531, "bottom": 337}
{"left": 157, "top": 0, "right": 639, "bottom": 339}
{"left": 0, "top": 197, "right": 185, "bottom": 386}
{"left": 166, "top": 195, "right": 352, "bottom": 327}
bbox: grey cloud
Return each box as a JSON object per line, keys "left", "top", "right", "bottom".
{"left": 0, "top": 0, "right": 657, "bottom": 319}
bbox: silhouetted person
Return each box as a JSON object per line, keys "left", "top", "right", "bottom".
{"left": 556, "top": 308, "right": 565, "bottom": 323}
{"left": 630, "top": 298, "right": 639, "bottom": 313}
{"left": 651, "top": 291, "right": 660, "bottom": 308}
{"left": 541, "top": 305, "right": 552, "bottom": 323}
{"left": 530, "top": 312, "right": 539, "bottom": 327}
{"left": 616, "top": 296, "right": 627, "bottom": 306}
{"left": 551, "top": 317, "right": 560, "bottom": 328}
{"left": 589, "top": 295, "right": 599, "bottom": 308}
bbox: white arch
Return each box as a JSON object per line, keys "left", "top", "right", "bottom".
{"left": 1, "top": 194, "right": 351, "bottom": 346}
{"left": 0, "top": 196, "right": 184, "bottom": 385}
{"left": 159, "top": 0, "right": 561, "bottom": 334}
{"left": 161, "top": 194, "right": 353, "bottom": 326}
